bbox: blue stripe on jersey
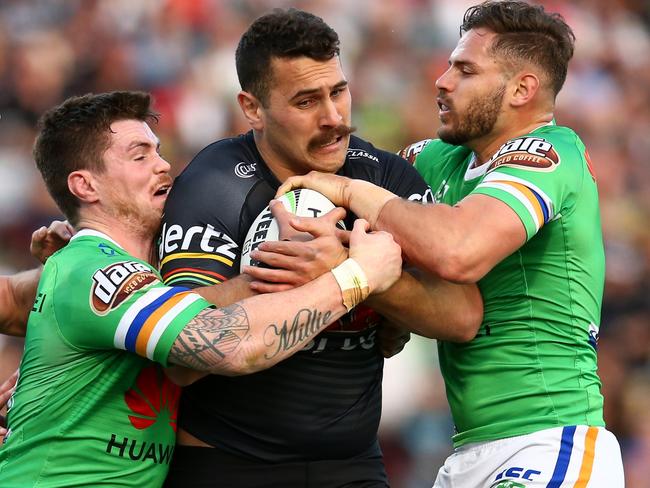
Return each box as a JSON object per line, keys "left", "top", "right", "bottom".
{"left": 124, "top": 286, "right": 187, "bottom": 353}
{"left": 546, "top": 426, "right": 576, "bottom": 488}
{"left": 529, "top": 186, "right": 550, "bottom": 223}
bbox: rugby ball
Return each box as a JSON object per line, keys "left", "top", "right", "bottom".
{"left": 240, "top": 188, "right": 341, "bottom": 271}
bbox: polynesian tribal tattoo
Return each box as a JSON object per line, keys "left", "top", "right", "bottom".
{"left": 263, "top": 308, "right": 333, "bottom": 360}
{"left": 170, "top": 304, "right": 250, "bottom": 370}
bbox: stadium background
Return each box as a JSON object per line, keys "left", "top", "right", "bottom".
{"left": 0, "top": 0, "right": 648, "bottom": 486}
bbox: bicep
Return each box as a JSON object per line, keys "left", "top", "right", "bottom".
{"left": 452, "top": 193, "right": 527, "bottom": 277}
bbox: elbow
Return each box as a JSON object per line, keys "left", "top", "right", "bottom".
{"left": 447, "top": 284, "right": 484, "bottom": 343}
{"left": 214, "top": 347, "right": 269, "bottom": 377}
{"left": 432, "top": 248, "right": 485, "bottom": 284}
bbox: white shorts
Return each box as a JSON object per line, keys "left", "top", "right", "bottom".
{"left": 433, "top": 425, "right": 624, "bottom": 487}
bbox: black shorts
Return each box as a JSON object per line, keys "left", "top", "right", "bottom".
{"left": 163, "top": 445, "right": 389, "bottom": 488}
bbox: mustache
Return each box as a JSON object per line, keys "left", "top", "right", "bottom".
{"left": 308, "top": 125, "right": 356, "bottom": 150}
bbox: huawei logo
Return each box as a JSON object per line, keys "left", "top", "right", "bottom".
{"left": 124, "top": 365, "right": 181, "bottom": 432}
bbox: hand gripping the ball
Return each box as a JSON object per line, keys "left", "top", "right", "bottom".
{"left": 347, "top": 219, "right": 402, "bottom": 295}
{"left": 245, "top": 201, "right": 349, "bottom": 293}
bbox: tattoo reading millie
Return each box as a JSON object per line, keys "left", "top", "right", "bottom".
{"left": 264, "top": 308, "right": 333, "bottom": 359}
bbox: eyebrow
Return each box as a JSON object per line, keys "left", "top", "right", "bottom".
{"left": 289, "top": 80, "right": 348, "bottom": 102}
{"left": 449, "top": 59, "right": 481, "bottom": 71}
{"left": 127, "top": 139, "right": 161, "bottom": 152}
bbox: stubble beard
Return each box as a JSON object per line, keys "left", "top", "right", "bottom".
{"left": 438, "top": 83, "right": 506, "bottom": 146}
{"left": 108, "top": 196, "right": 161, "bottom": 243}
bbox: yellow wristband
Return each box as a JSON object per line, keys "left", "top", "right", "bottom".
{"left": 330, "top": 258, "right": 370, "bottom": 312}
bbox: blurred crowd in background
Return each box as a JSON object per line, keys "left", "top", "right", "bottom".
{"left": 0, "top": 0, "right": 648, "bottom": 486}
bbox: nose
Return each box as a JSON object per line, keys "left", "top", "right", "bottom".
{"left": 435, "top": 67, "right": 453, "bottom": 92}
{"left": 155, "top": 153, "right": 172, "bottom": 173}
{"left": 319, "top": 99, "right": 343, "bottom": 128}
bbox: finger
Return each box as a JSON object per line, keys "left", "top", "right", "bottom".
{"left": 242, "top": 265, "right": 301, "bottom": 284}
{"left": 351, "top": 218, "right": 371, "bottom": 236}
{"left": 30, "top": 226, "right": 47, "bottom": 245}
{"left": 49, "top": 221, "right": 73, "bottom": 241}
{"left": 250, "top": 281, "right": 295, "bottom": 294}
{"left": 290, "top": 207, "right": 347, "bottom": 238}
{"left": 270, "top": 200, "right": 312, "bottom": 242}
{"left": 336, "top": 229, "right": 351, "bottom": 245}
{"left": 275, "top": 177, "right": 304, "bottom": 197}
{"left": 63, "top": 220, "right": 75, "bottom": 236}
{"left": 256, "top": 240, "right": 306, "bottom": 257}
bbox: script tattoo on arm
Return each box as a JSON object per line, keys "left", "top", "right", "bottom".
{"left": 170, "top": 304, "right": 251, "bottom": 371}
{"left": 263, "top": 308, "right": 333, "bottom": 360}
{"left": 170, "top": 303, "right": 337, "bottom": 374}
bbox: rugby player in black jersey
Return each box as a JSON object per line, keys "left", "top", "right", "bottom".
{"left": 159, "top": 9, "right": 483, "bottom": 488}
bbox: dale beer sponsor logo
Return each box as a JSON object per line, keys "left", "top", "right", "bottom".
{"left": 105, "top": 366, "right": 180, "bottom": 465}
{"left": 488, "top": 137, "right": 560, "bottom": 173}
{"left": 234, "top": 161, "right": 256, "bottom": 178}
{"left": 91, "top": 261, "right": 158, "bottom": 315}
{"left": 398, "top": 139, "right": 432, "bottom": 164}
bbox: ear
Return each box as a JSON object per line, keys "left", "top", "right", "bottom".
{"left": 68, "top": 170, "right": 99, "bottom": 204}
{"left": 510, "top": 72, "right": 540, "bottom": 108}
{"left": 237, "top": 90, "right": 264, "bottom": 131}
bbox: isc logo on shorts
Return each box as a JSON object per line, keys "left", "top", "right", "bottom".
{"left": 91, "top": 261, "right": 158, "bottom": 315}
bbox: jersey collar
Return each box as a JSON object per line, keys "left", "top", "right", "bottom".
{"left": 71, "top": 228, "right": 124, "bottom": 250}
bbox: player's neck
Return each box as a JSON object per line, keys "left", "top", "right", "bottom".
{"left": 470, "top": 113, "right": 554, "bottom": 167}
{"left": 253, "top": 133, "right": 299, "bottom": 183}
{"left": 75, "top": 214, "right": 156, "bottom": 263}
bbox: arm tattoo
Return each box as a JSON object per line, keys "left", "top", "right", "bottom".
{"left": 263, "top": 308, "right": 333, "bottom": 360}
{"left": 170, "top": 304, "right": 335, "bottom": 372}
{"left": 170, "top": 304, "right": 250, "bottom": 370}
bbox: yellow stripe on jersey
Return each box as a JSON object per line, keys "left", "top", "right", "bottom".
{"left": 160, "top": 252, "right": 233, "bottom": 267}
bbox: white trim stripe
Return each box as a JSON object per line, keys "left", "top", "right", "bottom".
{"left": 477, "top": 181, "right": 542, "bottom": 232}
{"left": 482, "top": 172, "right": 554, "bottom": 218}
{"left": 113, "top": 286, "right": 174, "bottom": 349}
{"left": 145, "top": 293, "right": 203, "bottom": 360}
{"left": 71, "top": 229, "right": 124, "bottom": 249}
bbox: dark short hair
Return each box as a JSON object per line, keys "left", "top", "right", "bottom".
{"left": 33, "top": 91, "right": 158, "bottom": 225}
{"left": 235, "top": 8, "right": 340, "bottom": 106}
{"left": 461, "top": 1, "right": 575, "bottom": 96}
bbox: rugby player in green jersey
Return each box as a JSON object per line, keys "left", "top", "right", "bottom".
{"left": 277, "top": 1, "right": 624, "bottom": 486}
{"left": 0, "top": 91, "right": 404, "bottom": 487}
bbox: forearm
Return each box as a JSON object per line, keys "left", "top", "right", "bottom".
{"left": 0, "top": 268, "right": 42, "bottom": 337}
{"left": 365, "top": 268, "right": 483, "bottom": 342}
{"left": 372, "top": 194, "right": 527, "bottom": 282}
{"left": 170, "top": 272, "right": 348, "bottom": 376}
{"left": 372, "top": 198, "right": 466, "bottom": 280}
{"left": 194, "top": 274, "right": 256, "bottom": 307}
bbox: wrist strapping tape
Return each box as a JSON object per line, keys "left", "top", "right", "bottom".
{"left": 331, "top": 258, "right": 370, "bottom": 312}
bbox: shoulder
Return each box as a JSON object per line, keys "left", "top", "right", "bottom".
{"left": 165, "top": 132, "right": 265, "bottom": 218}
{"left": 175, "top": 132, "right": 259, "bottom": 185}
{"left": 49, "top": 237, "right": 159, "bottom": 314}
{"left": 345, "top": 135, "right": 417, "bottom": 171}
{"left": 345, "top": 136, "right": 386, "bottom": 166}
{"left": 485, "top": 125, "right": 586, "bottom": 176}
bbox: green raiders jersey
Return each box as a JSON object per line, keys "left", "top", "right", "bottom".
{"left": 406, "top": 124, "right": 605, "bottom": 447}
{"left": 0, "top": 229, "right": 212, "bottom": 487}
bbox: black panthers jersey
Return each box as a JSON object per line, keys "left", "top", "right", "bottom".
{"left": 160, "top": 131, "right": 431, "bottom": 462}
